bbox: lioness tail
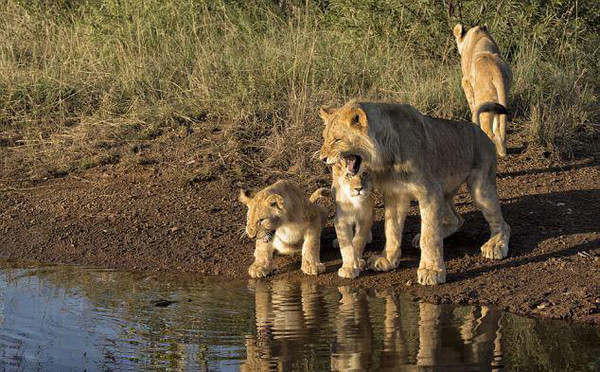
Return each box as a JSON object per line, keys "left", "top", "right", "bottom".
{"left": 309, "top": 187, "right": 331, "bottom": 203}
{"left": 474, "top": 102, "right": 508, "bottom": 127}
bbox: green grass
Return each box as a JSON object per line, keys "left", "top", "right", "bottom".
{"left": 1, "top": 0, "right": 598, "bottom": 182}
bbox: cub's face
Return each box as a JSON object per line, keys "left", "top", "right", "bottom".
{"left": 319, "top": 104, "right": 371, "bottom": 176}
{"left": 336, "top": 162, "right": 373, "bottom": 198}
{"left": 238, "top": 189, "right": 285, "bottom": 243}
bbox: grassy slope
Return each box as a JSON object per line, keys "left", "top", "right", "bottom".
{"left": 0, "top": 0, "right": 598, "bottom": 184}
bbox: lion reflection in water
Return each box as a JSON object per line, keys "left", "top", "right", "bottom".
{"left": 240, "top": 282, "right": 503, "bottom": 371}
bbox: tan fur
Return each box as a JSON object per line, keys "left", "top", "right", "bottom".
{"left": 330, "top": 161, "right": 374, "bottom": 279}
{"left": 454, "top": 24, "right": 512, "bottom": 157}
{"left": 319, "top": 100, "right": 510, "bottom": 285}
{"left": 239, "top": 180, "right": 327, "bottom": 278}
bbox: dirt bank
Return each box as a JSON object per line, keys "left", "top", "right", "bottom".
{"left": 1, "top": 126, "right": 598, "bottom": 324}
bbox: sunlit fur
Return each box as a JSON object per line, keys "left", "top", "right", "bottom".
{"left": 331, "top": 161, "right": 374, "bottom": 279}
{"left": 239, "top": 180, "right": 327, "bottom": 278}
{"left": 319, "top": 100, "right": 510, "bottom": 285}
{"left": 454, "top": 24, "right": 512, "bottom": 157}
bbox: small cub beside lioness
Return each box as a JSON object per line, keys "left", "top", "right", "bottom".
{"left": 239, "top": 180, "right": 328, "bottom": 278}
{"left": 330, "top": 158, "right": 374, "bottom": 279}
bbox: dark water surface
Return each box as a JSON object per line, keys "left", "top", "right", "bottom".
{"left": 0, "top": 261, "right": 598, "bottom": 371}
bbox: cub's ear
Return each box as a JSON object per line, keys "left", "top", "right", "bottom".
{"left": 345, "top": 107, "right": 367, "bottom": 130}
{"left": 238, "top": 189, "right": 252, "bottom": 205}
{"left": 319, "top": 106, "right": 335, "bottom": 122}
{"left": 453, "top": 24, "right": 465, "bottom": 40}
{"left": 266, "top": 193, "right": 284, "bottom": 209}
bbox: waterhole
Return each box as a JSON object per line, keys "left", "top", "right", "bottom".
{"left": 0, "top": 261, "right": 598, "bottom": 371}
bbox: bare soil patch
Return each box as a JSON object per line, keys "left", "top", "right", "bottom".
{"left": 1, "top": 126, "right": 598, "bottom": 324}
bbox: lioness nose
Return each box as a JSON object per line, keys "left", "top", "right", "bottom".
{"left": 354, "top": 186, "right": 363, "bottom": 192}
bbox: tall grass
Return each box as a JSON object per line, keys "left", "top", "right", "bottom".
{"left": 0, "top": 0, "right": 597, "bottom": 182}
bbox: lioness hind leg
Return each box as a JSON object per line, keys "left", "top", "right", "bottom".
{"left": 413, "top": 197, "right": 463, "bottom": 248}
{"left": 468, "top": 171, "right": 510, "bottom": 260}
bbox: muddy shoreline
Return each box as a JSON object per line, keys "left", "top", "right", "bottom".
{"left": 1, "top": 131, "right": 599, "bottom": 324}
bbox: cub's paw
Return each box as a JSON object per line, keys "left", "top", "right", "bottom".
{"left": 417, "top": 268, "right": 447, "bottom": 285}
{"left": 412, "top": 234, "right": 421, "bottom": 249}
{"left": 481, "top": 233, "right": 509, "bottom": 260}
{"left": 332, "top": 239, "right": 340, "bottom": 249}
{"left": 248, "top": 263, "right": 272, "bottom": 278}
{"left": 367, "top": 255, "right": 398, "bottom": 272}
{"left": 301, "top": 260, "right": 326, "bottom": 276}
{"left": 338, "top": 266, "right": 360, "bottom": 279}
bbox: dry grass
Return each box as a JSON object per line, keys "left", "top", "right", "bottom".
{"left": 0, "top": 0, "right": 598, "bottom": 184}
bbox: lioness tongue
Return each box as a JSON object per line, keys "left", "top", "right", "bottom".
{"left": 346, "top": 155, "right": 356, "bottom": 173}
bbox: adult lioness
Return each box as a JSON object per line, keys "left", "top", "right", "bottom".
{"left": 454, "top": 24, "right": 512, "bottom": 157}
{"left": 319, "top": 100, "right": 510, "bottom": 285}
{"left": 330, "top": 160, "right": 374, "bottom": 279}
{"left": 239, "top": 180, "right": 328, "bottom": 278}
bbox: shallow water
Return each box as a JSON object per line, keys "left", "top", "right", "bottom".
{"left": 0, "top": 261, "right": 598, "bottom": 371}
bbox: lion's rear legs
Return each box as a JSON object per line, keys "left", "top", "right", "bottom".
{"left": 469, "top": 175, "right": 510, "bottom": 260}
{"left": 413, "top": 198, "right": 463, "bottom": 248}
{"left": 368, "top": 194, "right": 409, "bottom": 272}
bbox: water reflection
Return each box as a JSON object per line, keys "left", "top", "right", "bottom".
{"left": 0, "top": 262, "right": 598, "bottom": 371}
{"left": 241, "top": 282, "right": 510, "bottom": 372}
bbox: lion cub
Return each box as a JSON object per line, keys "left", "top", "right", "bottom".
{"left": 239, "top": 180, "right": 328, "bottom": 278}
{"left": 331, "top": 159, "right": 374, "bottom": 279}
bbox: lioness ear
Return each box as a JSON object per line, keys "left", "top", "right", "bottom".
{"left": 238, "top": 189, "right": 252, "bottom": 205}
{"left": 347, "top": 107, "right": 367, "bottom": 129}
{"left": 266, "top": 194, "right": 284, "bottom": 209}
{"left": 453, "top": 24, "right": 465, "bottom": 40}
{"left": 319, "top": 106, "right": 335, "bottom": 122}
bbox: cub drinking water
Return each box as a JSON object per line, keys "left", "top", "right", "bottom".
{"left": 239, "top": 180, "right": 328, "bottom": 278}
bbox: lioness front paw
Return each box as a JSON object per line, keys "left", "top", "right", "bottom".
{"left": 248, "top": 263, "right": 272, "bottom": 278}
{"left": 367, "top": 255, "right": 398, "bottom": 272}
{"left": 481, "top": 233, "right": 509, "bottom": 260}
{"left": 412, "top": 234, "right": 421, "bottom": 249}
{"left": 417, "top": 268, "right": 447, "bottom": 285}
{"left": 338, "top": 266, "right": 360, "bottom": 279}
{"left": 301, "top": 260, "right": 325, "bottom": 276}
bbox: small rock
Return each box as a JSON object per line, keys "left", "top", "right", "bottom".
{"left": 153, "top": 299, "right": 177, "bottom": 307}
{"left": 556, "top": 202, "right": 565, "bottom": 207}
{"left": 406, "top": 280, "right": 413, "bottom": 287}
{"left": 537, "top": 301, "right": 551, "bottom": 310}
{"left": 170, "top": 227, "right": 180, "bottom": 233}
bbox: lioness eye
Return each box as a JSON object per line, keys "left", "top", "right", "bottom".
{"left": 332, "top": 138, "right": 341, "bottom": 145}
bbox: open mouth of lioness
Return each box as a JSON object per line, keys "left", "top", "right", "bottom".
{"left": 342, "top": 154, "right": 362, "bottom": 176}
{"left": 260, "top": 230, "right": 276, "bottom": 243}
